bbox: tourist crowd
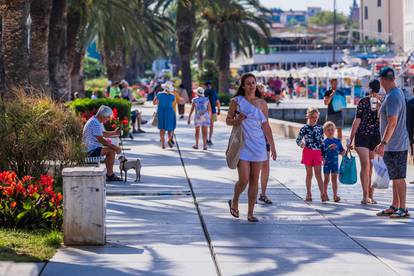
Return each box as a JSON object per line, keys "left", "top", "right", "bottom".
{"left": 80, "top": 68, "right": 414, "bottom": 222}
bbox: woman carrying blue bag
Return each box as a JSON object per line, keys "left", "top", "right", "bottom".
{"left": 324, "top": 79, "right": 346, "bottom": 140}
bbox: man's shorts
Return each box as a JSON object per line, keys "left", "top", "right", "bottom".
{"left": 87, "top": 147, "right": 102, "bottom": 157}
{"left": 301, "top": 148, "right": 323, "bottom": 166}
{"left": 383, "top": 151, "right": 408, "bottom": 180}
{"left": 212, "top": 113, "right": 217, "bottom": 122}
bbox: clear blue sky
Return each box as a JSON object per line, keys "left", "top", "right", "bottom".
{"left": 259, "top": 0, "right": 354, "bottom": 14}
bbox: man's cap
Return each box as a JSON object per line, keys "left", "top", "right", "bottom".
{"left": 204, "top": 81, "right": 212, "bottom": 86}
{"left": 378, "top": 66, "right": 395, "bottom": 79}
{"left": 369, "top": 79, "right": 381, "bottom": 93}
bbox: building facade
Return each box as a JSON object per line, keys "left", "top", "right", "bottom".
{"left": 360, "top": 0, "right": 414, "bottom": 53}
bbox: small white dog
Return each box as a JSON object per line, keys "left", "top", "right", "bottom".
{"left": 118, "top": 156, "right": 142, "bottom": 182}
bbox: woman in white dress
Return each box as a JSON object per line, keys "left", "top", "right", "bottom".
{"left": 226, "top": 73, "right": 277, "bottom": 222}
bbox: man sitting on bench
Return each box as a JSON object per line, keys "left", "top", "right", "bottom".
{"left": 83, "top": 105, "right": 122, "bottom": 181}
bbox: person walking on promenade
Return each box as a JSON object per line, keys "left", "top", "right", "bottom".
{"left": 375, "top": 67, "right": 410, "bottom": 218}
{"left": 349, "top": 79, "right": 382, "bottom": 204}
{"left": 296, "top": 107, "right": 325, "bottom": 202}
{"left": 227, "top": 73, "right": 277, "bottom": 222}
{"left": 153, "top": 82, "right": 176, "bottom": 149}
{"left": 324, "top": 79, "right": 345, "bottom": 140}
{"left": 322, "top": 121, "right": 345, "bottom": 202}
{"left": 406, "top": 87, "right": 414, "bottom": 184}
{"left": 204, "top": 81, "right": 221, "bottom": 145}
{"left": 257, "top": 83, "right": 272, "bottom": 204}
{"left": 178, "top": 84, "right": 189, "bottom": 119}
{"left": 187, "top": 87, "right": 212, "bottom": 150}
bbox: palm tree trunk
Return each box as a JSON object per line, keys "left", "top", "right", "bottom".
{"left": 103, "top": 44, "right": 125, "bottom": 82}
{"left": 67, "top": 1, "right": 86, "bottom": 95}
{"left": 218, "top": 38, "right": 231, "bottom": 94}
{"left": 49, "top": 0, "right": 71, "bottom": 101}
{"left": 125, "top": 48, "right": 138, "bottom": 84}
{"left": 0, "top": 5, "right": 5, "bottom": 95}
{"left": 176, "top": 1, "right": 195, "bottom": 99}
{"left": 2, "top": 0, "right": 30, "bottom": 91}
{"left": 29, "top": 0, "right": 52, "bottom": 94}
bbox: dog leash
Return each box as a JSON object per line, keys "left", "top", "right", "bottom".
{"left": 119, "top": 129, "right": 126, "bottom": 156}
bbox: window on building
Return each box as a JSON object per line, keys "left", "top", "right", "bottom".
{"left": 364, "top": 6, "right": 368, "bottom": 19}
{"left": 378, "top": 0, "right": 381, "bottom": 7}
{"left": 378, "top": 20, "right": 382, "bottom": 33}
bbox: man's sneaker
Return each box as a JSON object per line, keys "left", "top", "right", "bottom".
{"left": 207, "top": 140, "right": 213, "bottom": 146}
{"left": 390, "top": 208, "right": 410, "bottom": 219}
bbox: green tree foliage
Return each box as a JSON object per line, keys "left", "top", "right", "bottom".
{"left": 197, "top": 59, "right": 219, "bottom": 88}
{"left": 83, "top": 57, "right": 105, "bottom": 80}
{"left": 309, "top": 11, "right": 347, "bottom": 26}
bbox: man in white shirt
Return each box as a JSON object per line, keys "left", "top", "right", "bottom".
{"left": 83, "top": 105, "right": 122, "bottom": 181}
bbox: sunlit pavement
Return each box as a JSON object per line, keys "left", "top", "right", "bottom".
{"left": 42, "top": 104, "right": 414, "bottom": 276}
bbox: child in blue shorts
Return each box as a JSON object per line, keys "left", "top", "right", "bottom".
{"left": 322, "top": 121, "right": 345, "bottom": 202}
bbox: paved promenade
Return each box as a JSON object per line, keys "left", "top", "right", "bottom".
{"left": 39, "top": 104, "right": 414, "bottom": 276}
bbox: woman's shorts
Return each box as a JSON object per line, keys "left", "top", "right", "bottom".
{"left": 302, "top": 148, "right": 323, "bottom": 166}
{"left": 326, "top": 112, "right": 344, "bottom": 129}
{"left": 355, "top": 133, "right": 381, "bottom": 152}
{"left": 383, "top": 151, "right": 408, "bottom": 180}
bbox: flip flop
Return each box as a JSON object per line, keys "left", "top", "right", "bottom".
{"left": 228, "top": 200, "right": 239, "bottom": 218}
{"left": 247, "top": 216, "right": 259, "bottom": 222}
{"left": 334, "top": 196, "right": 341, "bottom": 203}
{"left": 192, "top": 145, "right": 199, "bottom": 150}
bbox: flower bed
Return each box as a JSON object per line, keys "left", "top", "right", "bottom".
{"left": 70, "top": 98, "right": 132, "bottom": 133}
{"left": 0, "top": 171, "right": 63, "bottom": 230}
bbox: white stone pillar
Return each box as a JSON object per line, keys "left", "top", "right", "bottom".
{"left": 62, "top": 167, "right": 106, "bottom": 245}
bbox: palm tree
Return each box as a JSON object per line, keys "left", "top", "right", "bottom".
{"left": 1, "top": 0, "right": 30, "bottom": 92}
{"left": 29, "top": 0, "right": 53, "bottom": 94}
{"left": 85, "top": 0, "right": 171, "bottom": 82}
{"left": 49, "top": 0, "right": 71, "bottom": 101}
{"left": 196, "top": 0, "right": 270, "bottom": 94}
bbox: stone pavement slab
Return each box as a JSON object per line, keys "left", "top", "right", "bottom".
{"left": 0, "top": 262, "right": 44, "bottom": 276}
{"left": 42, "top": 106, "right": 217, "bottom": 276}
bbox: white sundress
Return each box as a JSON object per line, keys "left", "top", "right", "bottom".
{"left": 234, "top": 96, "right": 268, "bottom": 162}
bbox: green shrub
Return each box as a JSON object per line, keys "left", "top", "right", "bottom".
{"left": 70, "top": 98, "right": 132, "bottom": 133}
{"left": 83, "top": 57, "right": 105, "bottom": 80}
{"left": 218, "top": 93, "right": 232, "bottom": 106}
{"left": 0, "top": 90, "right": 85, "bottom": 179}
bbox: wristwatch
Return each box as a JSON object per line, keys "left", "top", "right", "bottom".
{"left": 380, "top": 140, "right": 388, "bottom": 146}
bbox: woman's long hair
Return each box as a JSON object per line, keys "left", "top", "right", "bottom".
{"left": 235, "top": 73, "right": 261, "bottom": 98}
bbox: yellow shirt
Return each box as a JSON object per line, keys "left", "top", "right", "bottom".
{"left": 172, "top": 90, "right": 181, "bottom": 113}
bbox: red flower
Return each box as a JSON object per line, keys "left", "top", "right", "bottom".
{"left": 112, "top": 108, "right": 118, "bottom": 119}
{"left": 40, "top": 175, "right": 53, "bottom": 188}
{"left": 26, "top": 184, "right": 38, "bottom": 196}
{"left": 22, "top": 175, "right": 33, "bottom": 184}
{"left": 111, "top": 124, "right": 116, "bottom": 129}
{"left": 10, "top": 201, "right": 17, "bottom": 208}
{"left": 122, "top": 119, "right": 128, "bottom": 125}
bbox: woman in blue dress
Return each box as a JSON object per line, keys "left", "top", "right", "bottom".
{"left": 226, "top": 73, "right": 277, "bottom": 222}
{"left": 154, "top": 82, "right": 176, "bottom": 149}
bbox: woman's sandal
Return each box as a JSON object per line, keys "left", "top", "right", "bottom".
{"left": 228, "top": 200, "right": 239, "bottom": 218}
{"left": 321, "top": 194, "right": 330, "bottom": 202}
{"left": 370, "top": 198, "right": 378, "bottom": 204}
{"left": 361, "top": 198, "right": 371, "bottom": 205}
{"left": 259, "top": 194, "right": 273, "bottom": 204}
{"left": 192, "top": 145, "right": 199, "bottom": 150}
{"left": 376, "top": 206, "right": 397, "bottom": 216}
{"left": 203, "top": 146, "right": 208, "bottom": 150}
{"left": 247, "top": 216, "right": 259, "bottom": 222}
{"left": 305, "top": 195, "right": 312, "bottom": 202}
{"left": 334, "top": 196, "right": 341, "bottom": 203}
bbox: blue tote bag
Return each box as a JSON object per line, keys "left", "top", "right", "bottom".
{"left": 339, "top": 150, "right": 357, "bottom": 185}
{"left": 332, "top": 92, "right": 347, "bottom": 112}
